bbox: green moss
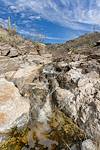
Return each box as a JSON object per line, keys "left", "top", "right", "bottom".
{"left": 0, "top": 109, "right": 85, "bottom": 150}
{"left": 48, "top": 109, "right": 85, "bottom": 147}
{"left": 0, "top": 127, "right": 29, "bottom": 150}
{"left": 31, "top": 108, "right": 85, "bottom": 149}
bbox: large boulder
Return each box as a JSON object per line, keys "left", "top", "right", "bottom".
{"left": 76, "top": 71, "right": 100, "bottom": 138}
{"left": 0, "top": 57, "right": 20, "bottom": 74}
{"left": 0, "top": 78, "right": 30, "bottom": 135}
{"left": 55, "top": 87, "right": 77, "bottom": 119}
{"left": 0, "top": 43, "right": 18, "bottom": 57}
{"left": 3, "top": 64, "right": 42, "bottom": 90}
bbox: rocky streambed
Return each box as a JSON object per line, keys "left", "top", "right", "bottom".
{"left": 0, "top": 38, "right": 100, "bottom": 150}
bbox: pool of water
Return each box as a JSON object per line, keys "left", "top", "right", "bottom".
{"left": 0, "top": 108, "right": 85, "bottom": 150}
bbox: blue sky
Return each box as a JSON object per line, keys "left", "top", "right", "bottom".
{"left": 0, "top": 0, "right": 100, "bottom": 43}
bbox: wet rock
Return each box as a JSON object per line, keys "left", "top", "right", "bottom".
{"left": 29, "top": 80, "right": 49, "bottom": 122}
{"left": 81, "top": 139, "right": 96, "bottom": 150}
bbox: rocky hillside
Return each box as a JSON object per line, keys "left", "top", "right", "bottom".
{"left": 0, "top": 27, "right": 46, "bottom": 57}
{"left": 0, "top": 27, "right": 100, "bottom": 150}
{"left": 47, "top": 32, "right": 100, "bottom": 58}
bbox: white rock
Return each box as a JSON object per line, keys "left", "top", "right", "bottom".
{"left": 69, "top": 61, "right": 81, "bottom": 68}
{"left": 68, "top": 68, "right": 83, "bottom": 83}
{"left": 56, "top": 87, "right": 77, "bottom": 119}
{"left": 55, "top": 70, "right": 100, "bottom": 138}
{"left": 5, "top": 64, "right": 42, "bottom": 90}
{"left": 57, "top": 61, "right": 69, "bottom": 68}
{"left": 81, "top": 139, "right": 96, "bottom": 150}
{"left": 0, "top": 78, "right": 30, "bottom": 133}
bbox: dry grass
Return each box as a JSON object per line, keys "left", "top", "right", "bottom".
{"left": 0, "top": 28, "right": 24, "bottom": 46}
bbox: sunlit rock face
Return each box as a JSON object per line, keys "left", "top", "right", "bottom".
{"left": 0, "top": 78, "right": 30, "bottom": 133}
{"left": 54, "top": 61, "right": 100, "bottom": 139}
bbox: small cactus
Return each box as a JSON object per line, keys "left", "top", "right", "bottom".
{"left": 8, "top": 16, "right": 11, "bottom": 32}
{"left": 7, "top": 17, "right": 17, "bottom": 35}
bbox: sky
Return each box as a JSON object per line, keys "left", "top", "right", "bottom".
{"left": 0, "top": 0, "right": 100, "bottom": 43}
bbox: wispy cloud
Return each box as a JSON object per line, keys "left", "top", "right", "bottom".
{"left": 18, "top": 29, "right": 66, "bottom": 42}
{"left": 28, "top": 15, "right": 41, "bottom": 20}
{"left": 2, "top": 0, "right": 100, "bottom": 31}
{"left": 0, "top": 18, "right": 8, "bottom": 28}
{"left": 96, "top": 0, "right": 100, "bottom": 6}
